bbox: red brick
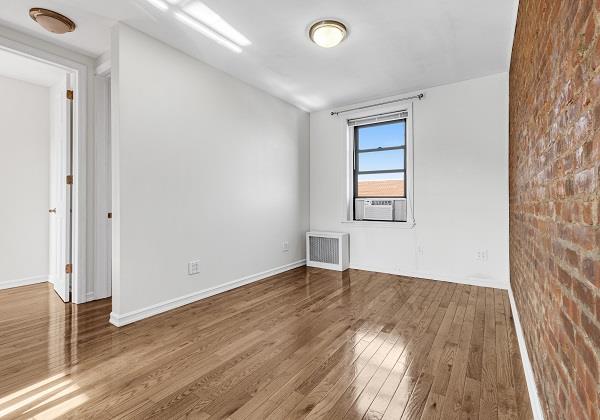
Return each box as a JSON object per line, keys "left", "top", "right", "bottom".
{"left": 557, "top": 266, "right": 573, "bottom": 289}
{"left": 576, "top": 332, "right": 599, "bottom": 380}
{"left": 563, "top": 293, "right": 581, "bottom": 324}
{"left": 581, "top": 201, "right": 593, "bottom": 224}
{"left": 574, "top": 168, "right": 597, "bottom": 195}
{"left": 565, "top": 247, "right": 579, "bottom": 268}
{"left": 573, "top": 277, "right": 596, "bottom": 312}
{"left": 581, "top": 257, "right": 600, "bottom": 288}
{"left": 581, "top": 312, "right": 600, "bottom": 350}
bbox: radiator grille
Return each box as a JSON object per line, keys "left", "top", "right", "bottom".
{"left": 309, "top": 236, "right": 339, "bottom": 264}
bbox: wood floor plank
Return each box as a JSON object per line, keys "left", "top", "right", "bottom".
{"left": 479, "top": 287, "right": 499, "bottom": 420}
{"left": 242, "top": 279, "right": 412, "bottom": 419}
{"left": 438, "top": 286, "right": 478, "bottom": 419}
{"left": 459, "top": 376, "right": 481, "bottom": 419}
{"left": 298, "top": 282, "right": 447, "bottom": 420}
{"left": 494, "top": 289, "right": 518, "bottom": 420}
{"left": 380, "top": 283, "right": 458, "bottom": 419}
{"left": 290, "top": 284, "right": 425, "bottom": 420}
{"left": 466, "top": 287, "right": 486, "bottom": 381}
{"left": 0, "top": 268, "right": 533, "bottom": 420}
{"left": 371, "top": 283, "right": 457, "bottom": 420}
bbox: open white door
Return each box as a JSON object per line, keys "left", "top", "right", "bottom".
{"left": 48, "top": 75, "right": 72, "bottom": 302}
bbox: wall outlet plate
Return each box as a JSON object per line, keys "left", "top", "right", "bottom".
{"left": 188, "top": 260, "right": 200, "bottom": 275}
{"left": 476, "top": 250, "right": 489, "bottom": 262}
{"left": 282, "top": 241, "right": 289, "bottom": 252}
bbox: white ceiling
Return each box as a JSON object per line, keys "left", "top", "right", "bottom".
{"left": 0, "top": 0, "right": 112, "bottom": 57}
{"left": 0, "top": 0, "right": 518, "bottom": 111}
{"left": 0, "top": 48, "right": 66, "bottom": 87}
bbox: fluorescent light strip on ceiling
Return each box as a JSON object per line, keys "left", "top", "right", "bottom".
{"left": 183, "top": 2, "right": 251, "bottom": 47}
{"left": 174, "top": 12, "right": 242, "bottom": 53}
{"left": 146, "top": 0, "right": 169, "bottom": 12}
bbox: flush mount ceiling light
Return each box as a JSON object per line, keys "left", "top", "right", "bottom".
{"left": 29, "top": 8, "right": 76, "bottom": 34}
{"left": 309, "top": 20, "right": 347, "bottom": 48}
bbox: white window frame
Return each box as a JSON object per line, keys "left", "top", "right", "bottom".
{"left": 342, "top": 102, "right": 415, "bottom": 228}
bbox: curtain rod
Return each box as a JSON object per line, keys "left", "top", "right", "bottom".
{"left": 330, "top": 93, "right": 424, "bottom": 116}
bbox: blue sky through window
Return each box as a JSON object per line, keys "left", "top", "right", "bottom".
{"left": 357, "top": 121, "right": 405, "bottom": 181}
{"left": 357, "top": 120, "right": 405, "bottom": 150}
{"left": 359, "top": 149, "right": 404, "bottom": 172}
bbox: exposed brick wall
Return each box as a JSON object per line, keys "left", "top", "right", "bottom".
{"left": 509, "top": 1, "right": 600, "bottom": 419}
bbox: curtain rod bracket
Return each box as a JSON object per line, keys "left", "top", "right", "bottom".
{"left": 330, "top": 93, "right": 424, "bottom": 116}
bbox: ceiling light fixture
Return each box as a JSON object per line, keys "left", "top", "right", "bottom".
{"left": 29, "top": 8, "right": 76, "bottom": 34}
{"left": 183, "top": 2, "right": 251, "bottom": 47}
{"left": 309, "top": 20, "right": 347, "bottom": 48}
{"left": 174, "top": 12, "right": 242, "bottom": 53}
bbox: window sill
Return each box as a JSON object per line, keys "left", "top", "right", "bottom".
{"left": 340, "top": 220, "right": 416, "bottom": 229}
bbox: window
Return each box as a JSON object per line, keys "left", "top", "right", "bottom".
{"left": 353, "top": 119, "right": 406, "bottom": 199}
{"left": 348, "top": 112, "right": 411, "bottom": 223}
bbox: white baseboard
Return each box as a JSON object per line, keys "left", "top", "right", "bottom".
{"left": 109, "top": 260, "right": 306, "bottom": 327}
{"left": 349, "top": 263, "right": 509, "bottom": 290}
{"left": 508, "top": 287, "right": 545, "bottom": 420}
{"left": 0, "top": 275, "right": 47, "bottom": 290}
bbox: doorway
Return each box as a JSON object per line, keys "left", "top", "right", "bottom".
{"left": 0, "top": 37, "right": 88, "bottom": 303}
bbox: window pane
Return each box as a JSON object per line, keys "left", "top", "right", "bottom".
{"left": 358, "top": 149, "right": 404, "bottom": 172}
{"left": 357, "top": 120, "right": 405, "bottom": 150}
{"left": 357, "top": 172, "right": 404, "bottom": 197}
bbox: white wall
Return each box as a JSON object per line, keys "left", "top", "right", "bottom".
{"left": 0, "top": 75, "right": 49, "bottom": 287}
{"left": 110, "top": 25, "right": 309, "bottom": 321}
{"left": 310, "top": 73, "right": 509, "bottom": 288}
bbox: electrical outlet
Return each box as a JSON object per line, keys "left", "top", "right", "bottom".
{"left": 282, "top": 241, "right": 289, "bottom": 253}
{"left": 476, "top": 250, "right": 489, "bottom": 263}
{"left": 188, "top": 260, "right": 200, "bottom": 275}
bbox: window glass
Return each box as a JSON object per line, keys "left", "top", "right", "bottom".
{"left": 356, "top": 173, "right": 404, "bottom": 197}
{"left": 353, "top": 118, "right": 407, "bottom": 201}
{"left": 358, "top": 149, "right": 404, "bottom": 172}
{"left": 357, "top": 121, "right": 405, "bottom": 150}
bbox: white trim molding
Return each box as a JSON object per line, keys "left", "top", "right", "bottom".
{"left": 109, "top": 260, "right": 306, "bottom": 327}
{"left": 0, "top": 275, "right": 47, "bottom": 290}
{"left": 508, "top": 287, "right": 545, "bottom": 420}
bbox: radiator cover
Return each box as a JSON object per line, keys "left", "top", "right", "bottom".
{"left": 306, "top": 232, "right": 349, "bottom": 271}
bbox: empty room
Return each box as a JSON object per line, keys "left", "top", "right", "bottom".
{"left": 0, "top": 1, "right": 598, "bottom": 419}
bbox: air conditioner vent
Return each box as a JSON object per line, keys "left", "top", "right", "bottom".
{"left": 306, "top": 232, "right": 349, "bottom": 271}
{"left": 354, "top": 198, "right": 407, "bottom": 222}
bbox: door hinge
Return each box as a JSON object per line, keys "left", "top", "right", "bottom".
{"left": 66, "top": 175, "right": 73, "bottom": 185}
{"left": 66, "top": 90, "right": 74, "bottom": 100}
{"left": 65, "top": 263, "right": 73, "bottom": 274}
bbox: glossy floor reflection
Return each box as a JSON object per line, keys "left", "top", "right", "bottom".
{"left": 0, "top": 268, "right": 533, "bottom": 419}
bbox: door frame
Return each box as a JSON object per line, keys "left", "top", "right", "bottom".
{"left": 93, "top": 63, "right": 112, "bottom": 301}
{"left": 0, "top": 34, "right": 89, "bottom": 303}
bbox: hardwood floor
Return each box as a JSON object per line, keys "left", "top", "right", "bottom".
{"left": 0, "top": 267, "right": 533, "bottom": 419}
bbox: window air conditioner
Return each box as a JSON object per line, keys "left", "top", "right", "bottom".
{"left": 355, "top": 199, "right": 407, "bottom": 222}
